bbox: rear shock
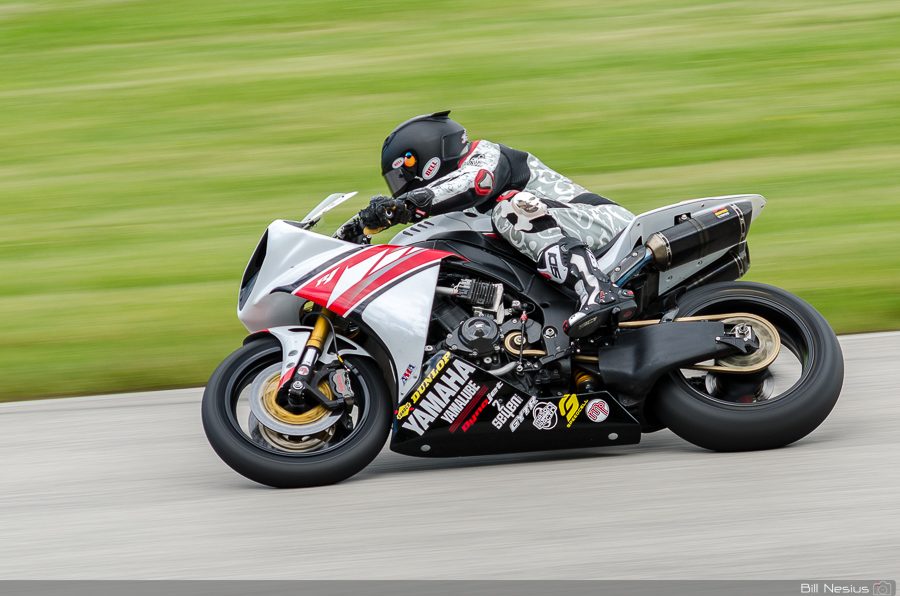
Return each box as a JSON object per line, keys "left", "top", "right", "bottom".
{"left": 574, "top": 370, "right": 599, "bottom": 393}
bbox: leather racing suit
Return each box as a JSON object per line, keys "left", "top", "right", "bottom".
{"left": 352, "top": 140, "right": 639, "bottom": 337}
{"left": 414, "top": 140, "right": 634, "bottom": 261}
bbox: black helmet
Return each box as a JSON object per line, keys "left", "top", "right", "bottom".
{"left": 380, "top": 110, "right": 469, "bottom": 197}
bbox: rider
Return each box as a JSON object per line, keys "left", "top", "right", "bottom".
{"left": 336, "top": 110, "right": 638, "bottom": 338}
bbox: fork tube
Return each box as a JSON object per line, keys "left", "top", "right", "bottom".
{"left": 298, "top": 308, "right": 334, "bottom": 373}
{"left": 289, "top": 308, "right": 334, "bottom": 395}
{"left": 305, "top": 309, "right": 333, "bottom": 351}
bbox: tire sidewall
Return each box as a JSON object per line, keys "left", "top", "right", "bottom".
{"left": 201, "top": 338, "right": 392, "bottom": 487}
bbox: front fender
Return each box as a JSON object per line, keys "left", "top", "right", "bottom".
{"left": 242, "top": 326, "right": 380, "bottom": 392}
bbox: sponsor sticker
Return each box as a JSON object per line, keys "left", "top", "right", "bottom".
{"left": 491, "top": 394, "right": 523, "bottom": 429}
{"left": 392, "top": 157, "right": 404, "bottom": 169}
{"left": 396, "top": 353, "right": 595, "bottom": 440}
{"left": 397, "top": 351, "right": 452, "bottom": 420}
{"left": 558, "top": 394, "right": 587, "bottom": 428}
{"left": 509, "top": 395, "right": 538, "bottom": 432}
{"left": 400, "top": 356, "right": 478, "bottom": 436}
{"left": 441, "top": 379, "right": 482, "bottom": 424}
{"left": 447, "top": 386, "right": 490, "bottom": 433}
{"left": 532, "top": 401, "right": 558, "bottom": 430}
{"left": 714, "top": 207, "right": 729, "bottom": 219}
{"left": 586, "top": 398, "right": 610, "bottom": 423}
{"left": 423, "top": 157, "right": 441, "bottom": 180}
{"left": 400, "top": 364, "right": 416, "bottom": 386}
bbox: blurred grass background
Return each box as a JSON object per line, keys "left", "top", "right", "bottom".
{"left": 1, "top": 0, "right": 898, "bottom": 401}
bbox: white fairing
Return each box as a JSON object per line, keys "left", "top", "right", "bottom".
{"left": 238, "top": 219, "right": 448, "bottom": 399}
{"left": 238, "top": 220, "right": 359, "bottom": 332}
{"left": 360, "top": 266, "right": 441, "bottom": 399}
{"left": 389, "top": 210, "right": 493, "bottom": 246}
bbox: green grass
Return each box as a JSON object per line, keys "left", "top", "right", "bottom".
{"left": 1, "top": 0, "right": 898, "bottom": 401}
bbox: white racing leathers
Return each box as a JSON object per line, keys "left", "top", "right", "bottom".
{"left": 419, "top": 140, "right": 635, "bottom": 261}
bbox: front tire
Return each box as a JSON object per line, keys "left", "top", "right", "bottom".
{"left": 648, "top": 282, "right": 844, "bottom": 451}
{"left": 201, "top": 337, "right": 391, "bottom": 488}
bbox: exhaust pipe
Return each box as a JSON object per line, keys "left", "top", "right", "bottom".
{"left": 645, "top": 201, "right": 751, "bottom": 271}
{"left": 683, "top": 244, "right": 751, "bottom": 291}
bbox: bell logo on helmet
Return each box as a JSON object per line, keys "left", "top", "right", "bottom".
{"left": 423, "top": 157, "right": 441, "bottom": 180}
{"left": 392, "top": 157, "right": 404, "bottom": 169}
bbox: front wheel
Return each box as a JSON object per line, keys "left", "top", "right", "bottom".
{"left": 648, "top": 282, "right": 844, "bottom": 451}
{"left": 201, "top": 337, "right": 391, "bottom": 488}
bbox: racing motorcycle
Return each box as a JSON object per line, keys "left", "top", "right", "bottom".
{"left": 202, "top": 192, "right": 844, "bottom": 487}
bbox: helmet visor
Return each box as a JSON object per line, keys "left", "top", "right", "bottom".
{"left": 383, "top": 167, "right": 413, "bottom": 197}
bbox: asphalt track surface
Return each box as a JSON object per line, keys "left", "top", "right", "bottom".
{"left": 1, "top": 332, "right": 897, "bottom": 580}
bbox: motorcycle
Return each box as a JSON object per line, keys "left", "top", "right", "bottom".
{"left": 202, "top": 191, "right": 844, "bottom": 487}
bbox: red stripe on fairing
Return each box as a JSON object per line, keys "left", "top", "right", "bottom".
{"left": 292, "top": 245, "right": 396, "bottom": 308}
{"left": 279, "top": 366, "right": 297, "bottom": 388}
{"left": 329, "top": 255, "right": 433, "bottom": 315}
{"left": 292, "top": 245, "right": 462, "bottom": 317}
{"left": 457, "top": 140, "right": 481, "bottom": 168}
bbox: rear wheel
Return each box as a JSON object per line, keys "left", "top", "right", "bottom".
{"left": 201, "top": 337, "right": 391, "bottom": 487}
{"left": 648, "top": 282, "right": 843, "bottom": 451}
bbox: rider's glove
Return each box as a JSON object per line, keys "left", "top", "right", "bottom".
{"left": 359, "top": 195, "right": 411, "bottom": 233}
{"left": 400, "top": 188, "right": 434, "bottom": 221}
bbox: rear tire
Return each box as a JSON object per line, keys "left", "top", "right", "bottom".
{"left": 648, "top": 282, "right": 843, "bottom": 451}
{"left": 201, "top": 337, "right": 391, "bottom": 488}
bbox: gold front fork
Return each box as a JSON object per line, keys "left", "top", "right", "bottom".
{"left": 306, "top": 307, "right": 334, "bottom": 351}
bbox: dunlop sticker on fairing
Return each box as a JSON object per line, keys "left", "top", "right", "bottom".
{"left": 396, "top": 351, "right": 452, "bottom": 420}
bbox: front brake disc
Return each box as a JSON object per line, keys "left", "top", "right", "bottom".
{"left": 248, "top": 363, "right": 342, "bottom": 436}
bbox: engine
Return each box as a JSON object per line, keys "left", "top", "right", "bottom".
{"left": 431, "top": 277, "right": 507, "bottom": 361}
{"left": 427, "top": 274, "right": 567, "bottom": 396}
{"left": 449, "top": 316, "right": 501, "bottom": 358}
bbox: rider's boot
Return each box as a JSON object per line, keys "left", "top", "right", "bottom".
{"left": 537, "top": 237, "right": 638, "bottom": 338}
